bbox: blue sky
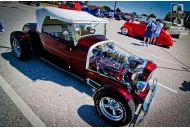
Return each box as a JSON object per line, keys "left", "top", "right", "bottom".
{"left": 89, "top": 1, "right": 190, "bottom": 19}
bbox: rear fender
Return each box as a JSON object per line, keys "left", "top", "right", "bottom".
{"left": 93, "top": 83, "right": 132, "bottom": 102}
{"left": 10, "top": 31, "right": 28, "bottom": 40}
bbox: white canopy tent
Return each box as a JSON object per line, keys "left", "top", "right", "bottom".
{"left": 36, "top": 7, "right": 109, "bottom": 32}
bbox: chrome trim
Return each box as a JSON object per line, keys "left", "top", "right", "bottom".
{"left": 12, "top": 39, "right": 21, "bottom": 56}
{"left": 40, "top": 57, "right": 84, "bottom": 81}
{"left": 137, "top": 78, "right": 157, "bottom": 125}
{"left": 99, "top": 97, "right": 124, "bottom": 121}
{"left": 86, "top": 68, "right": 121, "bottom": 84}
{"left": 86, "top": 78, "right": 101, "bottom": 90}
{"left": 136, "top": 81, "right": 147, "bottom": 92}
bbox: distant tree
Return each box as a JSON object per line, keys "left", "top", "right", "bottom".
{"left": 149, "top": 13, "right": 156, "bottom": 18}
{"left": 132, "top": 12, "right": 137, "bottom": 15}
{"left": 142, "top": 14, "right": 147, "bottom": 17}
{"left": 102, "top": 6, "right": 111, "bottom": 11}
{"left": 116, "top": 7, "right": 121, "bottom": 12}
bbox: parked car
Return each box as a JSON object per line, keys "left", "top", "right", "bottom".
{"left": 19, "top": 1, "right": 40, "bottom": 6}
{"left": 163, "top": 21, "right": 182, "bottom": 39}
{"left": 115, "top": 15, "right": 122, "bottom": 21}
{"left": 120, "top": 21, "right": 173, "bottom": 47}
{"left": 58, "top": 1, "right": 81, "bottom": 11}
{"left": 10, "top": 7, "right": 158, "bottom": 126}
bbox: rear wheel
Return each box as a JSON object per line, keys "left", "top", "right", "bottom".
{"left": 10, "top": 33, "right": 32, "bottom": 60}
{"left": 94, "top": 89, "right": 135, "bottom": 126}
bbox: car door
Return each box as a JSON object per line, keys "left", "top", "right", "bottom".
{"left": 40, "top": 32, "right": 58, "bottom": 55}
{"left": 71, "top": 45, "right": 87, "bottom": 78}
{"left": 41, "top": 25, "right": 72, "bottom": 66}
{"left": 133, "top": 22, "right": 147, "bottom": 37}
{"left": 54, "top": 38, "right": 72, "bottom": 66}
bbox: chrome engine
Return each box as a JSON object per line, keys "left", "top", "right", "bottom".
{"left": 89, "top": 43, "right": 149, "bottom": 92}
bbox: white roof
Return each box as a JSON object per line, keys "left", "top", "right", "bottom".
{"left": 36, "top": 7, "right": 108, "bottom": 32}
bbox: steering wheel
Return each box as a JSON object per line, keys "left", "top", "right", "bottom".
{"left": 89, "top": 29, "right": 96, "bottom": 34}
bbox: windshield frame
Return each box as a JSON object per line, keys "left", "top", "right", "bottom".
{"left": 73, "top": 23, "right": 107, "bottom": 41}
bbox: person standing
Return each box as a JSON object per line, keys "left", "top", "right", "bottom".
{"left": 97, "top": 8, "right": 101, "bottom": 17}
{"left": 142, "top": 19, "right": 156, "bottom": 46}
{"left": 111, "top": 11, "right": 114, "bottom": 20}
{"left": 150, "top": 20, "right": 164, "bottom": 45}
{"left": 108, "top": 11, "right": 112, "bottom": 21}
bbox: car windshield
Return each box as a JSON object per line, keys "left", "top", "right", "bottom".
{"left": 74, "top": 23, "right": 106, "bottom": 39}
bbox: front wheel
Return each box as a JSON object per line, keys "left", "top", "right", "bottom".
{"left": 94, "top": 90, "right": 135, "bottom": 126}
{"left": 121, "top": 28, "right": 128, "bottom": 35}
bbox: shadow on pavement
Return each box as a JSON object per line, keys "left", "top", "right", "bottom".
{"left": 1, "top": 51, "right": 93, "bottom": 97}
{"left": 2, "top": 51, "right": 119, "bottom": 127}
{"left": 131, "top": 43, "right": 144, "bottom": 46}
{"left": 179, "top": 81, "right": 190, "bottom": 92}
{"left": 77, "top": 105, "right": 113, "bottom": 127}
{"left": 1, "top": 51, "right": 140, "bottom": 127}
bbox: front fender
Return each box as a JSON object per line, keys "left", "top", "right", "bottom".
{"left": 121, "top": 25, "right": 135, "bottom": 37}
{"left": 93, "top": 83, "right": 132, "bottom": 102}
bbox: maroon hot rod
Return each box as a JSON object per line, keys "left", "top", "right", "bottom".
{"left": 10, "top": 7, "right": 157, "bottom": 126}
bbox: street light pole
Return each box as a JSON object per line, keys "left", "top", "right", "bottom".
{"left": 147, "top": 7, "right": 152, "bottom": 21}
{"left": 149, "top": 7, "right": 152, "bottom": 15}
{"left": 114, "top": 1, "right": 117, "bottom": 12}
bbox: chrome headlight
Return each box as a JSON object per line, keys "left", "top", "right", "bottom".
{"left": 136, "top": 81, "right": 147, "bottom": 92}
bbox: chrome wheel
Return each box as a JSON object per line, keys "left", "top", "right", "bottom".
{"left": 99, "top": 97, "right": 124, "bottom": 121}
{"left": 12, "top": 39, "right": 21, "bottom": 56}
{"left": 121, "top": 28, "right": 128, "bottom": 35}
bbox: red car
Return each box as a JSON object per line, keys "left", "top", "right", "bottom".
{"left": 58, "top": 1, "right": 81, "bottom": 11}
{"left": 10, "top": 7, "right": 157, "bottom": 126}
{"left": 120, "top": 21, "right": 173, "bottom": 47}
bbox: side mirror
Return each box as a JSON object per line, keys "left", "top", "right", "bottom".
{"left": 71, "top": 35, "right": 77, "bottom": 46}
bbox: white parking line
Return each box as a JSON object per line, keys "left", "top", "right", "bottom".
{"left": 0, "top": 75, "right": 46, "bottom": 127}
{"left": 114, "top": 41, "right": 177, "bottom": 65}
{"left": 150, "top": 80, "right": 178, "bottom": 94}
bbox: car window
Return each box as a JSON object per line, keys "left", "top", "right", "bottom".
{"left": 42, "top": 24, "right": 74, "bottom": 43}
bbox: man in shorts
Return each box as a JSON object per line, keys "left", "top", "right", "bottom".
{"left": 142, "top": 19, "right": 156, "bottom": 47}
{"left": 151, "top": 20, "right": 163, "bottom": 45}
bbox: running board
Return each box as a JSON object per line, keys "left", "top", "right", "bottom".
{"left": 40, "top": 57, "right": 84, "bottom": 81}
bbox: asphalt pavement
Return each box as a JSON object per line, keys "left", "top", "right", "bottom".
{"left": 0, "top": 2, "right": 190, "bottom": 127}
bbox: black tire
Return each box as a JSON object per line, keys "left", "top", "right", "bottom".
{"left": 94, "top": 89, "right": 135, "bottom": 126}
{"left": 171, "top": 34, "right": 180, "bottom": 39}
{"left": 10, "top": 33, "right": 32, "bottom": 60}
{"left": 26, "top": 2, "right": 32, "bottom": 5}
{"left": 36, "top": 4, "right": 39, "bottom": 7}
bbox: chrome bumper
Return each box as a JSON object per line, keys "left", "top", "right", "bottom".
{"left": 137, "top": 78, "right": 157, "bottom": 125}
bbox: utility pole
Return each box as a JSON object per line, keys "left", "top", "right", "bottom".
{"left": 149, "top": 7, "right": 152, "bottom": 16}
{"left": 114, "top": 1, "right": 117, "bottom": 12}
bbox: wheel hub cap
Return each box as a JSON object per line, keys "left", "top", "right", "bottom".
{"left": 12, "top": 39, "right": 21, "bottom": 56}
{"left": 99, "top": 97, "right": 124, "bottom": 121}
